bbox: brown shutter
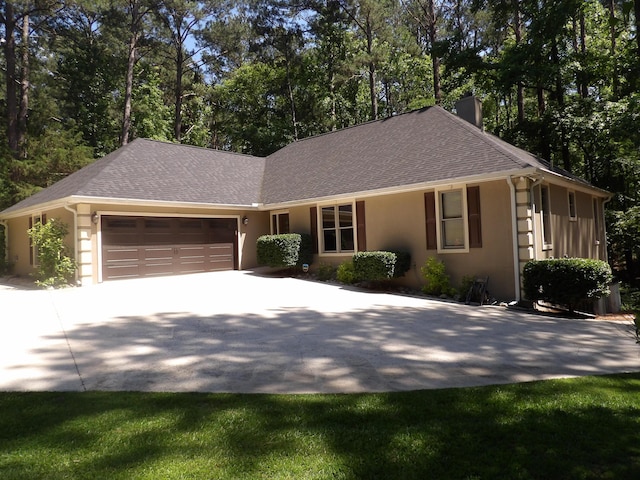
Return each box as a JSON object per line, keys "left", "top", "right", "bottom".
{"left": 310, "top": 207, "right": 318, "bottom": 254}
{"left": 467, "top": 185, "right": 482, "bottom": 248}
{"left": 424, "top": 192, "right": 437, "bottom": 250}
{"left": 41, "top": 213, "right": 47, "bottom": 224}
{"left": 356, "top": 200, "right": 366, "bottom": 252}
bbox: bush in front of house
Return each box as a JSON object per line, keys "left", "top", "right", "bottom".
{"left": 389, "top": 250, "right": 411, "bottom": 278}
{"left": 421, "top": 257, "right": 452, "bottom": 297}
{"left": 336, "top": 260, "right": 358, "bottom": 284}
{"left": 353, "top": 251, "right": 396, "bottom": 282}
{"left": 257, "top": 233, "right": 314, "bottom": 269}
{"left": 523, "top": 258, "right": 613, "bottom": 312}
{"left": 27, "top": 218, "right": 77, "bottom": 287}
{"left": 257, "top": 234, "right": 301, "bottom": 268}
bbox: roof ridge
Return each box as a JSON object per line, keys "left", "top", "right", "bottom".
{"left": 266, "top": 106, "right": 435, "bottom": 158}
{"left": 131, "top": 137, "right": 265, "bottom": 160}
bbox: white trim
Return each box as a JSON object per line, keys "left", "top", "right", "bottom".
{"left": 316, "top": 200, "right": 357, "bottom": 255}
{"left": 507, "top": 178, "right": 520, "bottom": 303}
{"left": 63, "top": 204, "right": 79, "bottom": 285}
{"left": 270, "top": 209, "right": 290, "bottom": 235}
{"left": 539, "top": 184, "right": 553, "bottom": 250}
{"left": 435, "top": 185, "right": 469, "bottom": 254}
{"left": 567, "top": 190, "right": 577, "bottom": 221}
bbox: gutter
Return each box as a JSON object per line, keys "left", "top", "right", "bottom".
{"left": 63, "top": 204, "right": 79, "bottom": 285}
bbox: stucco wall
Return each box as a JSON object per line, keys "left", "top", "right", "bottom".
{"left": 280, "top": 180, "right": 517, "bottom": 301}
{"left": 5, "top": 207, "right": 74, "bottom": 278}
{"left": 534, "top": 183, "right": 604, "bottom": 261}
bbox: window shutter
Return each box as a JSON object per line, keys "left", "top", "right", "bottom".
{"left": 356, "top": 200, "right": 366, "bottom": 251}
{"left": 310, "top": 207, "right": 318, "bottom": 254}
{"left": 42, "top": 213, "right": 47, "bottom": 224}
{"left": 424, "top": 192, "right": 437, "bottom": 250}
{"left": 467, "top": 186, "right": 482, "bottom": 248}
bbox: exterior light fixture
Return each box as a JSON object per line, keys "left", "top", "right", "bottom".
{"left": 242, "top": 216, "right": 249, "bottom": 225}
{"left": 91, "top": 212, "right": 99, "bottom": 225}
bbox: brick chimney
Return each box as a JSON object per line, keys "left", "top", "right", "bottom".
{"left": 454, "top": 94, "right": 483, "bottom": 131}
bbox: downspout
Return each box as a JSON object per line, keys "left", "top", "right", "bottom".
{"left": 507, "top": 177, "right": 521, "bottom": 303}
{"left": 63, "top": 204, "right": 79, "bottom": 285}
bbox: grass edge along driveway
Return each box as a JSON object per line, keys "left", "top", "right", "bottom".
{"left": 2, "top": 372, "right": 640, "bottom": 479}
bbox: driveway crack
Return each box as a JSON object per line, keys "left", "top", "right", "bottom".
{"left": 49, "top": 291, "right": 87, "bottom": 392}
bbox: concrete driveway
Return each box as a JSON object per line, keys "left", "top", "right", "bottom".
{"left": 1, "top": 271, "right": 638, "bottom": 393}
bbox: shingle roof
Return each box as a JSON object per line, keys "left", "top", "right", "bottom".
{"left": 1, "top": 138, "right": 266, "bottom": 214}
{"left": 261, "top": 105, "right": 556, "bottom": 204}
{"left": 1, "top": 105, "right": 603, "bottom": 217}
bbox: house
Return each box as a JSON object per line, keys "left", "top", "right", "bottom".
{"left": 0, "top": 97, "right": 610, "bottom": 301}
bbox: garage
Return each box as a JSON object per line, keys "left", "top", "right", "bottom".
{"left": 101, "top": 216, "right": 238, "bottom": 281}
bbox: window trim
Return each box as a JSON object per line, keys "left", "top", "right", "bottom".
{"left": 270, "top": 210, "right": 290, "bottom": 235}
{"left": 567, "top": 190, "right": 577, "bottom": 221}
{"left": 540, "top": 185, "right": 553, "bottom": 250}
{"left": 317, "top": 200, "right": 357, "bottom": 255}
{"left": 593, "top": 197, "right": 601, "bottom": 246}
{"left": 435, "top": 186, "right": 469, "bottom": 254}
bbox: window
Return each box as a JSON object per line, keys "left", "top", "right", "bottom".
{"left": 540, "top": 185, "right": 552, "bottom": 247}
{"left": 440, "top": 190, "right": 465, "bottom": 249}
{"left": 593, "top": 198, "right": 600, "bottom": 244}
{"left": 568, "top": 191, "right": 577, "bottom": 220}
{"left": 271, "top": 212, "right": 290, "bottom": 234}
{"left": 321, "top": 204, "right": 354, "bottom": 253}
{"left": 425, "top": 186, "right": 481, "bottom": 252}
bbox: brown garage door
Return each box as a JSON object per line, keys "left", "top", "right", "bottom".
{"left": 101, "top": 216, "right": 238, "bottom": 281}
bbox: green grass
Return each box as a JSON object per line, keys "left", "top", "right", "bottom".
{"left": 2, "top": 374, "right": 640, "bottom": 479}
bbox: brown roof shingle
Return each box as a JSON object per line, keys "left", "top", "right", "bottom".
{"left": 261, "top": 106, "right": 552, "bottom": 204}
{"left": 2, "top": 139, "right": 266, "bottom": 214}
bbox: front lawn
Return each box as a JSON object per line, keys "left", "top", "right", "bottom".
{"left": 2, "top": 373, "right": 640, "bottom": 479}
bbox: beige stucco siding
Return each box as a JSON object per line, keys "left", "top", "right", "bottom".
{"left": 5, "top": 207, "right": 74, "bottom": 277}
{"left": 534, "top": 184, "right": 604, "bottom": 261}
{"left": 425, "top": 180, "right": 516, "bottom": 301}
{"left": 281, "top": 180, "right": 517, "bottom": 301}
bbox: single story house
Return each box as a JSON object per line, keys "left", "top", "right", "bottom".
{"left": 0, "top": 97, "right": 610, "bottom": 302}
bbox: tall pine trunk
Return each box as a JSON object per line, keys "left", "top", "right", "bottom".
{"left": 3, "top": 3, "right": 19, "bottom": 156}
{"left": 121, "top": 1, "right": 141, "bottom": 146}
{"left": 427, "top": 0, "right": 441, "bottom": 104}
{"left": 513, "top": 0, "right": 525, "bottom": 122}
{"left": 365, "top": 19, "right": 377, "bottom": 120}
{"left": 18, "top": 13, "right": 29, "bottom": 157}
{"left": 174, "top": 46, "right": 183, "bottom": 142}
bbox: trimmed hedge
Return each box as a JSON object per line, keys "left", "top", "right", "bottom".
{"left": 389, "top": 250, "right": 411, "bottom": 278}
{"left": 353, "top": 251, "right": 396, "bottom": 281}
{"left": 523, "top": 258, "right": 613, "bottom": 312}
{"left": 257, "top": 233, "right": 312, "bottom": 268}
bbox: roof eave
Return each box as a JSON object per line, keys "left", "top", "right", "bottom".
{"left": 0, "top": 195, "right": 264, "bottom": 219}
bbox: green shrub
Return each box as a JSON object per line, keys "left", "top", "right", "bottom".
{"left": 389, "top": 250, "right": 411, "bottom": 278}
{"left": 421, "top": 257, "right": 452, "bottom": 296}
{"left": 297, "top": 233, "right": 313, "bottom": 267}
{"left": 458, "top": 274, "right": 476, "bottom": 300}
{"left": 257, "top": 234, "right": 302, "bottom": 268}
{"left": 353, "top": 251, "right": 396, "bottom": 282}
{"left": 336, "top": 260, "right": 358, "bottom": 284}
{"left": 316, "top": 263, "right": 336, "bottom": 281}
{"left": 27, "top": 218, "right": 77, "bottom": 287}
{"left": 523, "top": 258, "right": 613, "bottom": 312}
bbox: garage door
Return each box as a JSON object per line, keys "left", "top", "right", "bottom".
{"left": 101, "top": 216, "right": 238, "bottom": 281}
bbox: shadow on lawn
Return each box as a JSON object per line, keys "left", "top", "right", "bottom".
{"left": 1, "top": 375, "right": 640, "bottom": 478}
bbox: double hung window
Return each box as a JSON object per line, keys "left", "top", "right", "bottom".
{"left": 321, "top": 204, "right": 354, "bottom": 253}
